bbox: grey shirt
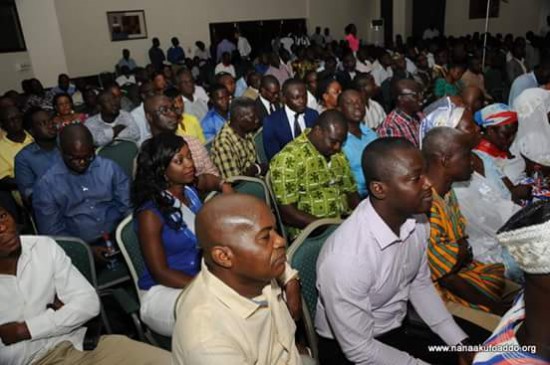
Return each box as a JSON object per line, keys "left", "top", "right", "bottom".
{"left": 85, "top": 110, "right": 140, "bottom": 147}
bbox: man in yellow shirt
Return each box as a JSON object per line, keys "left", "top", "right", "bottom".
{"left": 173, "top": 95, "right": 206, "bottom": 143}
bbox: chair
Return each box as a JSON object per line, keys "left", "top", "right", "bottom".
{"left": 53, "top": 236, "right": 113, "bottom": 334}
{"left": 226, "top": 175, "right": 271, "bottom": 207}
{"left": 287, "top": 218, "right": 342, "bottom": 362}
{"left": 116, "top": 214, "right": 172, "bottom": 349}
{"left": 97, "top": 139, "right": 139, "bottom": 179}
{"left": 264, "top": 171, "right": 287, "bottom": 240}
{"left": 254, "top": 128, "right": 267, "bottom": 164}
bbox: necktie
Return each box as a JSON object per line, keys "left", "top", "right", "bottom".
{"left": 293, "top": 113, "right": 302, "bottom": 138}
{"left": 269, "top": 103, "right": 275, "bottom": 114}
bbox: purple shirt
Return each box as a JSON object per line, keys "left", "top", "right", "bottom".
{"left": 216, "top": 39, "right": 236, "bottom": 62}
{"left": 316, "top": 198, "right": 467, "bottom": 364}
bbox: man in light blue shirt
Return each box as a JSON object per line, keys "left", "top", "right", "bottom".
{"left": 340, "top": 90, "right": 378, "bottom": 198}
{"left": 508, "top": 61, "right": 550, "bottom": 105}
{"left": 14, "top": 108, "right": 59, "bottom": 201}
{"left": 33, "top": 124, "right": 130, "bottom": 253}
{"left": 201, "top": 84, "right": 230, "bottom": 141}
{"left": 216, "top": 38, "right": 236, "bottom": 62}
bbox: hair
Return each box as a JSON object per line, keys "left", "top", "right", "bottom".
{"left": 315, "top": 109, "right": 347, "bottom": 131}
{"left": 59, "top": 123, "right": 93, "bottom": 151}
{"left": 361, "top": 137, "right": 416, "bottom": 189}
{"left": 52, "top": 92, "right": 73, "bottom": 113}
{"left": 421, "top": 126, "right": 466, "bottom": 163}
{"left": 176, "top": 67, "right": 192, "bottom": 78}
{"left": 260, "top": 75, "right": 279, "bottom": 90}
{"left": 23, "top": 106, "right": 46, "bottom": 131}
{"left": 132, "top": 133, "right": 189, "bottom": 229}
{"left": 209, "top": 83, "right": 228, "bottom": 99}
{"left": 214, "top": 72, "right": 234, "bottom": 84}
{"left": 316, "top": 78, "right": 340, "bottom": 101}
{"left": 282, "top": 78, "right": 305, "bottom": 96}
{"left": 352, "top": 72, "right": 373, "bottom": 90}
{"left": 344, "top": 23, "right": 355, "bottom": 35}
{"left": 229, "top": 97, "right": 255, "bottom": 118}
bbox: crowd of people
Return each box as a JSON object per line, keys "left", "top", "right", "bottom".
{"left": 1, "top": 19, "right": 550, "bottom": 364}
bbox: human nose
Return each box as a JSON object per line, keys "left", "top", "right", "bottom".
{"left": 272, "top": 230, "right": 286, "bottom": 249}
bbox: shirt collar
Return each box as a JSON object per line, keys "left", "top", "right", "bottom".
{"left": 0, "top": 131, "right": 33, "bottom": 146}
{"left": 15, "top": 237, "right": 39, "bottom": 276}
{"left": 284, "top": 105, "right": 303, "bottom": 121}
{"left": 363, "top": 198, "right": 417, "bottom": 250}
{"left": 201, "top": 260, "right": 277, "bottom": 319}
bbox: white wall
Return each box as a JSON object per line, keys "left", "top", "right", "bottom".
{"left": 445, "top": 0, "right": 545, "bottom": 37}
{"left": 393, "top": 0, "right": 413, "bottom": 39}
{"left": 0, "top": 52, "right": 34, "bottom": 92}
{"left": 54, "top": 0, "right": 308, "bottom": 78}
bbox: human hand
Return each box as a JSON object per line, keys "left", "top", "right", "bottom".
{"left": 284, "top": 279, "right": 302, "bottom": 321}
{"left": 0, "top": 322, "right": 30, "bottom": 345}
{"left": 47, "top": 295, "right": 65, "bottom": 311}
{"left": 458, "top": 351, "right": 475, "bottom": 365}
{"left": 220, "top": 182, "right": 235, "bottom": 194}
{"left": 91, "top": 246, "right": 110, "bottom": 264}
{"left": 112, "top": 124, "right": 126, "bottom": 137}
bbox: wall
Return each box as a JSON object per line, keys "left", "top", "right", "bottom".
{"left": 0, "top": 52, "right": 33, "bottom": 92}
{"left": 393, "top": 0, "right": 413, "bottom": 39}
{"left": 445, "top": 0, "right": 545, "bottom": 37}
{"left": 54, "top": 0, "right": 307, "bottom": 78}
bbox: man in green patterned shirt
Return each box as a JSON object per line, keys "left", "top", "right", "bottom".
{"left": 270, "top": 110, "right": 360, "bottom": 238}
{"left": 211, "top": 97, "right": 266, "bottom": 179}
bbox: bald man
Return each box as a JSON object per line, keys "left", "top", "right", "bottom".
{"left": 172, "top": 194, "right": 310, "bottom": 365}
{"left": 33, "top": 124, "right": 130, "bottom": 261}
{"left": 461, "top": 85, "right": 485, "bottom": 113}
{"left": 377, "top": 79, "right": 424, "bottom": 147}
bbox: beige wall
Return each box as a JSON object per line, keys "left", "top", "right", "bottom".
{"left": 0, "top": 52, "right": 34, "bottom": 92}
{"left": 393, "top": 0, "right": 413, "bottom": 39}
{"left": 54, "top": 0, "right": 307, "bottom": 78}
{"left": 445, "top": 0, "right": 545, "bottom": 37}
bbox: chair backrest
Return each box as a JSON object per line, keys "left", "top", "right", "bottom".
{"left": 116, "top": 214, "right": 146, "bottom": 302}
{"left": 287, "top": 218, "right": 342, "bottom": 320}
{"left": 97, "top": 139, "right": 139, "bottom": 178}
{"left": 264, "top": 171, "right": 287, "bottom": 240}
{"left": 227, "top": 175, "right": 271, "bottom": 207}
{"left": 54, "top": 236, "right": 98, "bottom": 288}
{"left": 254, "top": 128, "right": 267, "bottom": 164}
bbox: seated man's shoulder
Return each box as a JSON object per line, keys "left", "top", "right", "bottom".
{"left": 14, "top": 143, "right": 37, "bottom": 162}
{"left": 20, "top": 235, "right": 61, "bottom": 259}
{"left": 34, "top": 158, "right": 64, "bottom": 187}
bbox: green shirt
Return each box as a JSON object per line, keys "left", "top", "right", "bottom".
{"left": 270, "top": 129, "right": 357, "bottom": 237}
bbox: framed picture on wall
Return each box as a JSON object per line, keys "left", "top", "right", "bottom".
{"left": 107, "top": 10, "right": 147, "bottom": 41}
{"left": 469, "top": 0, "right": 500, "bottom": 19}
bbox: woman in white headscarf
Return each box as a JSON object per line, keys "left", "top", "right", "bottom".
{"left": 420, "top": 101, "right": 523, "bottom": 282}
{"left": 507, "top": 88, "right": 550, "bottom": 183}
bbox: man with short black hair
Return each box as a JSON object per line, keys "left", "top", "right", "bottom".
{"left": 508, "top": 58, "right": 550, "bottom": 105}
{"left": 255, "top": 75, "right": 281, "bottom": 122}
{"left": 167, "top": 36, "right": 185, "bottom": 65}
{"left": 149, "top": 37, "right": 166, "bottom": 71}
{"left": 175, "top": 69, "right": 209, "bottom": 121}
{"left": 242, "top": 71, "right": 261, "bottom": 100}
{"left": 117, "top": 49, "right": 137, "bottom": 71}
{"left": 201, "top": 84, "right": 230, "bottom": 141}
{"left": 263, "top": 79, "right": 319, "bottom": 160}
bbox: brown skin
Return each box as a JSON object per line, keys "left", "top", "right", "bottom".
{"left": 177, "top": 71, "right": 196, "bottom": 100}
{"left": 146, "top": 95, "right": 233, "bottom": 194}
{"left": 218, "top": 74, "right": 236, "bottom": 97}
{"left": 304, "top": 71, "right": 318, "bottom": 96}
{"left": 338, "top": 90, "right": 366, "bottom": 138}
{"left": 461, "top": 86, "right": 484, "bottom": 113}
{"left": 197, "top": 194, "right": 301, "bottom": 320}
{"left": 230, "top": 106, "right": 266, "bottom": 176}
{"left": 137, "top": 145, "right": 198, "bottom": 288}
{"left": 455, "top": 109, "right": 485, "bottom": 176}
{"left": 52, "top": 95, "right": 85, "bottom": 129}
{"left": 321, "top": 81, "right": 342, "bottom": 110}
{"left": 279, "top": 122, "right": 360, "bottom": 229}
{"left": 98, "top": 93, "right": 125, "bottom": 137}
{"left": 395, "top": 80, "right": 422, "bottom": 117}
{"left": 211, "top": 88, "right": 230, "bottom": 119}
{"left": 425, "top": 134, "right": 511, "bottom": 315}
{"left": 283, "top": 84, "right": 307, "bottom": 114}
{"left": 259, "top": 81, "right": 281, "bottom": 105}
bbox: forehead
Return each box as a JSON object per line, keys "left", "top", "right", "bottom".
{"left": 285, "top": 84, "right": 305, "bottom": 96}
{"left": 32, "top": 110, "right": 50, "bottom": 123}
{"left": 342, "top": 91, "right": 361, "bottom": 102}
{"left": 388, "top": 148, "right": 423, "bottom": 177}
{"left": 212, "top": 88, "right": 229, "bottom": 98}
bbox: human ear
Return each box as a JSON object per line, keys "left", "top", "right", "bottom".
{"left": 211, "top": 246, "right": 234, "bottom": 269}
{"left": 369, "top": 181, "right": 386, "bottom": 200}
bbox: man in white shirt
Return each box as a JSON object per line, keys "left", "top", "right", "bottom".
{"left": 422, "top": 25, "right": 440, "bottom": 40}
{"left": 353, "top": 73, "right": 386, "bottom": 129}
{"left": 235, "top": 30, "right": 251, "bottom": 60}
{"left": 172, "top": 194, "right": 310, "bottom": 364}
{"left": 371, "top": 53, "right": 394, "bottom": 87}
{"left": 0, "top": 204, "right": 170, "bottom": 365}
{"left": 130, "top": 81, "right": 157, "bottom": 146}
{"left": 85, "top": 89, "right": 140, "bottom": 147}
{"left": 214, "top": 52, "right": 236, "bottom": 78}
{"left": 175, "top": 69, "right": 209, "bottom": 121}
{"left": 316, "top": 138, "right": 475, "bottom": 365}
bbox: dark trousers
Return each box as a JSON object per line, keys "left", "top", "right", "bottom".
{"left": 318, "top": 316, "right": 491, "bottom": 365}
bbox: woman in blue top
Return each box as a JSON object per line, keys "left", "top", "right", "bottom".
{"left": 132, "top": 132, "right": 202, "bottom": 336}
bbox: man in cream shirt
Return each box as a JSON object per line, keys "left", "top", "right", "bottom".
{"left": 172, "top": 194, "right": 312, "bottom": 364}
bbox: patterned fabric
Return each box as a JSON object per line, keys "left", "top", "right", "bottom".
{"left": 377, "top": 109, "right": 423, "bottom": 147}
{"left": 419, "top": 100, "right": 465, "bottom": 145}
{"left": 475, "top": 103, "right": 518, "bottom": 128}
{"left": 211, "top": 124, "right": 257, "bottom": 179}
{"left": 428, "top": 189, "right": 506, "bottom": 312}
{"left": 270, "top": 130, "right": 357, "bottom": 238}
{"left": 473, "top": 293, "right": 549, "bottom": 364}
{"left": 178, "top": 135, "right": 219, "bottom": 177}
{"left": 434, "top": 78, "right": 461, "bottom": 97}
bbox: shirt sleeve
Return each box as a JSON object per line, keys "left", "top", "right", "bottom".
{"left": 270, "top": 152, "right": 300, "bottom": 206}
{"left": 185, "top": 137, "right": 220, "bottom": 177}
{"left": 117, "top": 112, "right": 141, "bottom": 143}
{"left": 32, "top": 179, "right": 67, "bottom": 236}
{"left": 25, "top": 238, "right": 100, "bottom": 340}
{"left": 337, "top": 154, "right": 358, "bottom": 194}
{"left": 318, "top": 253, "right": 423, "bottom": 365}
{"left": 14, "top": 152, "right": 34, "bottom": 199}
{"left": 201, "top": 115, "right": 216, "bottom": 142}
{"left": 110, "top": 161, "right": 131, "bottom": 216}
{"left": 211, "top": 137, "right": 244, "bottom": 179}
{"left": 85, "top": 118, "right": 113, "bottom": 147}
{"left": 177, "top": 339, "right": 253, "bottom": 365}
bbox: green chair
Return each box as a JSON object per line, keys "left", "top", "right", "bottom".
{"left": 53, "top": 236, "right": 113, "bottom": 334}
{"left": 287, "top": 218, "right": 342, "bottom": 362}
{"left": 264, "top": 171, "right": 288, "bottom": 240}
{"left": 116, "top": 214, "right": 172, "bottom": 349}
{"left": 254, "top": 128, "right": 267, "bottom": 164}
{"left": 97, "top": 139, "right": 139, "bottom": 179}
{"left": 226, "top": 175, "right": 271, "bottom": 207}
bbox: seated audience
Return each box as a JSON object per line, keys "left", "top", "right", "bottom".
{"left": 0, "top": 204, "right": 170, "bottom": 364}
{"left": 115, "top": 66, "right": 136, "bottom": 87}
{"left": 508, "top": 58, "right": 550, "bottom": 106}
{"left": 461, "top": 57, "right": 491, "bottom": 100}
{"left": 15, "top": 108, "right": 58, "bottom": 202}
{"left": 201, "top": 84, "right": 230, "bottom": 142}
{"left": 132, "top": 133, "right": 202, "bottom": 336}
{"left": 172, "top": 194, "right": 308, "bottom": 364}
{"left": 22, "top": 79, "right": 54, "bottom": 112}
{"left": 176, "top": 69, "right": 209, "bottom": 121}
{"left": 173, "top": 94, "right": 206, "bottom": 143}
{"left": 377, "top": 79, "right": 424, "bottom": 147}
{"left": 423, "top": 127, "right": 511, "bottom": 315}
{"left": 33, "top": 124, "right": 130, "bottom": 261}
{"left": 270, "top": 110, "right": 359, "bottom": 238}
{"left": 335, "top": 52, "right": 357, "bottom": 90}
{"left": 85, "top": 89, "right": 140, "bottom": 147}
{"left": 0, "top": 107, "right": 33, "bottom": 188}
{"left": 265, "top": 52, "right": 292, "bottom": 86}
{"left": 214, "top": 52, "right": 236, "bottom": 78}
{"left": 215, "top": 72, "right": 237, "bottom": 98}
{"left": 131, "top": 81, "right": 157, "bottom": 146}
{"left": 316, "top": 78, "right": 342, "bottom": 113}
{"left": 474, "top": 104, "right": 531, "bottom": 202}
{"left": 432, "top": 48, "right": 449, "bottom": 80}
{"left": 434, "top": 63, "right": 466, "bottom": 98}
{"left": 211, "top": 98, "right": 264, "bottom": 179}
{"left": 316, "top": 137, "right": 474, "bottom": 365}
{"left": 255, "top": 75, "right": 281, "bottom": 123}
{"left": 52, "top": 93, "right": 86, "bottom": 130}
{"left": 117, "top": 48, "right": 138, "bottom": 71}
{"left": 339, "top": 90, "right": 378, "bottom": 198}
{"left": 355, "top": 47, "right": 373, "bottom": 74}
{"left": 506, "top": 38, "right": 528, "bottom": 85}
{"left": 371, "top": 52, "right": 393, "bottom": 87}
{"left": 263, "top": 79, "right": 319, "bottom": 160}
{"left": 303, "top": 70, "right": 320, "bottom": 111}
{"left": 474, "top": 201, "right": 550, "bottom": 364}
{"left": 77, "top": 87, "right": 99, "bottom": 116}
{"left": 51, "top": 73, "right": 76, "bottom": 96}
{"left": 353, "top": 73, "right": 386, "bottom": 129}
{"left": 241, "top": 71, "right": 261, "bottom": 100}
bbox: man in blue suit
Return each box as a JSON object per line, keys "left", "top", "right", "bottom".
{"left": 263, "top": 79, "right": 319, "bottom": 160}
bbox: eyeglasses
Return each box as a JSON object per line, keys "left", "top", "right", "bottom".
{"left": 399, "top": 91, "right": 423, "bottom": 99}
{"left": 155, "top": 105, "right": 179, "bottom": 116}
{"left": 63, "top": 152, "right": 95, "bottom": 164}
